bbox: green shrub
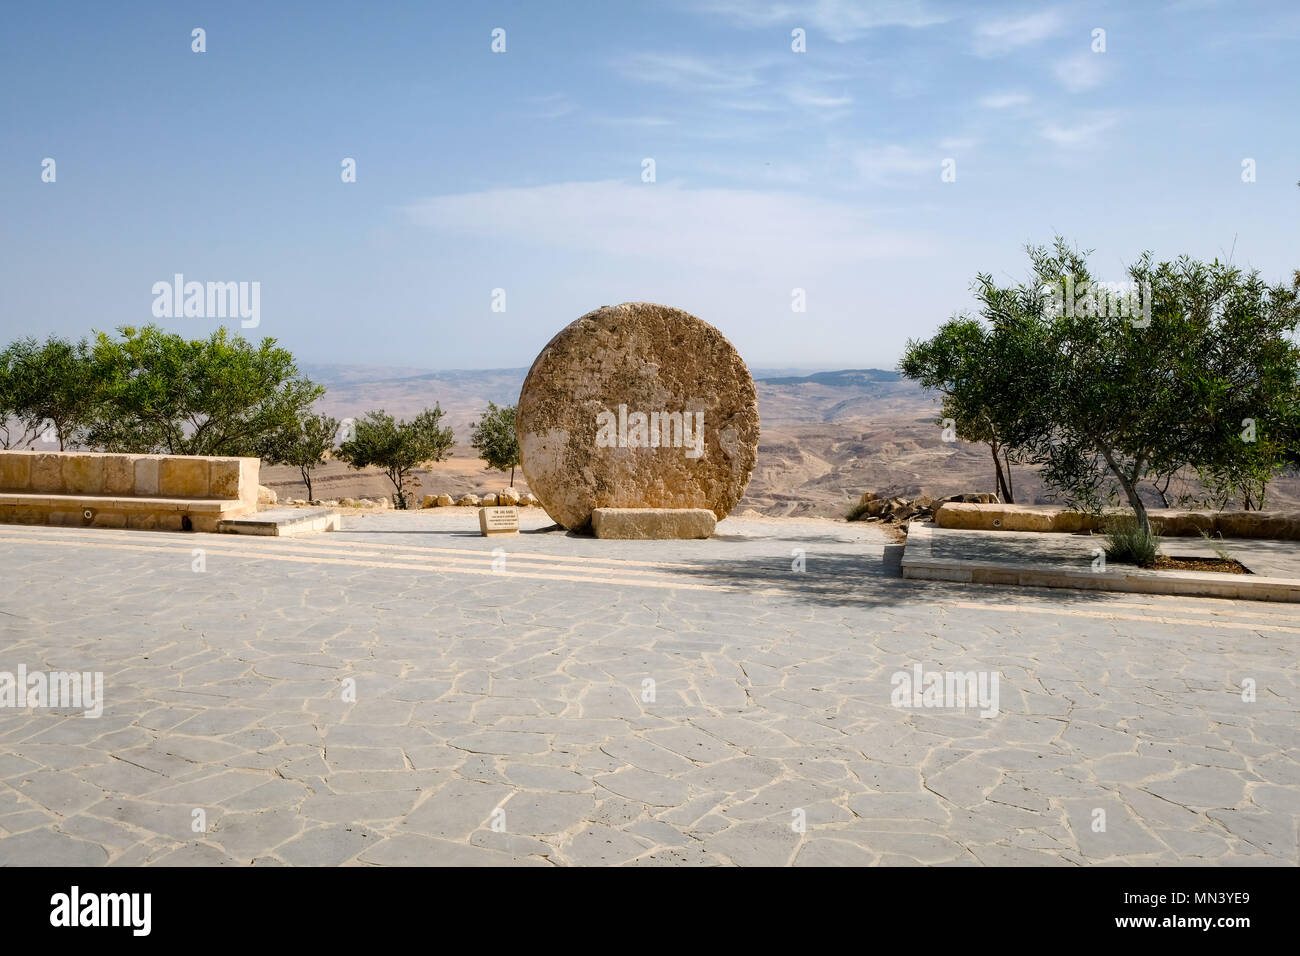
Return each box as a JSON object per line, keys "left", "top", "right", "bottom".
{"left": 1104, "top": 513, "right": 1161, "bottom": 567}
{"left": 846, "top": 500, "right": 872, "bottom": 521}
{"left": 1199, "top": 530, "right": 1235, "bottom": 563}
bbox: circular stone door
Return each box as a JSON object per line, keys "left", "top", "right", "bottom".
{"left": 516, "top": 302, "right": 760, "bottom": 531}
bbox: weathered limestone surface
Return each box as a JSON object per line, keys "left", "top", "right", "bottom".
{"left": 0, "top": 450, "right": 260, "bottom": 531}
{"left": 935, "top": 503, "right": 1056, "bottom": 532}
{"left": 516, "top": 303, "right": 759, "bottom": 531}
{"left": 1216, "top": 510, "right": 1300, "bottom": 540}
{"left": 160, "top": 457, "right": 209, "bottom": 497}
{"left": 1, "top": 511, "right": 1295, "bottom": 866}
{"left": 591, "top": 507, "right": 717, "bottom": 539}
{"left": 934, "top": 502, "right": 1300, "bottom": 540}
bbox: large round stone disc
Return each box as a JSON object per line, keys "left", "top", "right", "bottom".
{"left": 516, "top": 302, "right": 760, "bottom": 531}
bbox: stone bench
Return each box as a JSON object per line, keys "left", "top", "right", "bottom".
{"left": 0, "top": 451, "right": 259, "bottom": 532}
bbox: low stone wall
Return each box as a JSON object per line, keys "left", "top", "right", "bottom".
{"left": 0, "top": 450, "right": 259, "bottom": 532}
{"left": 934, "top": 502, "right": 1300, "bottom": 540}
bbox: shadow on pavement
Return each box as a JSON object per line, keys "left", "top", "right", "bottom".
{"left": 665, "top": 547, "right": 1125, "bottom": 610}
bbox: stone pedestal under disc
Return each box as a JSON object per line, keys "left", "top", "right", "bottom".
{"left": 515, "top": 302, "right": 760, "bottom": 531}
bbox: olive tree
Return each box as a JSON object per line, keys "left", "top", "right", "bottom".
{"left": 902, "top": 238, "right": 1300, "bottom": 536}
{"left": 261, "top": 412, "right": 340, "bottom": 502}
{"left": 87, "top": 325, "right": 323, "bottom": 456}
{"left": 469, "top": 402, "right": 520, "bottom": 486}
{"left": 0, "top": 335, "right": 103, "bottom": 449}
{"left": 900, "top": 314, "right": 1041, "bottom": 503}
{"left": 336, "top": 407, "right": 455, "bottom": 509}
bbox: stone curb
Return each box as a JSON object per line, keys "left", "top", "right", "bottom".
{"left": 901, "top": 523, "right": 1300, "bottom": 603}
{"left": 934, "top": 502, "right": 1300, "bottom": 539}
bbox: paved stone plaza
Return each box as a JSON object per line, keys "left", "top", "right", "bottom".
{"left": 0, "top": 512, "right": 1296, "bottom": 866}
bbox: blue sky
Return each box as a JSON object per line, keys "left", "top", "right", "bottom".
{"left": 2, "top": 0, "right": 1297, "bottom": 370}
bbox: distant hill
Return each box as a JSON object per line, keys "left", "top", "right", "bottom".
{"left": 300, "top": 364, "right": 921, "bottom": 434}
{"left": 269, "top": 363, "right": 1300, "bottom": 515}
{"left": 760, "top": 369, "right": 902, "bottom": 387}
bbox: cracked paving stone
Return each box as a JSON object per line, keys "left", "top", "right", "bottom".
{"left": 2, "top": 513, "right": 1296, "bottom": 867}
{"left": 275, "top": 825, "right": 378, "bottom": 866}
{"left": 595, "top": 768, "right": 691, "bottom": 807}
{"left": 1144, "top": 768, "right": 1248, "bottom": 811}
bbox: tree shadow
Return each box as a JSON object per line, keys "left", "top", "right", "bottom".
{"left": 661, "top": 543, "right": 1127, "bottom": 610}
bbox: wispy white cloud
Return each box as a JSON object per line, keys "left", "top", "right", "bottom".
{"left": 972, "top": 9, "right": 1066, "bottom": 57}
{"left": 785, "top": 85, "right": 853, "bottom": 109}
{"left": 404, "top": 180, "right": 925, "bottom": 272}
{"left": 713, "top": 98, "right": 785, "bottom": 113}
{"left": 596, "top": 115, "right": 676, "bottom": 127}
{"left": 678, "top": 155, "right": 818, "bottom": 185}
{"left": 615, "top": 52, "right": 764, "bottom": 92}
{"left": 851, "top": 144, "right": 939, "bottom": 185}
{"left": 1052, "top": 51, "right": 1108, "bottom": 92}
{"left": 1040, "top": 113, "right": 1118, "bottom": 146}
{"left": 939, "top": 136, "right": 976, "bottom": 151}
{"left": 698, "top": 0, "right": 948, "bottom": 41}
{"left": 978, "top": 90, "right": 1031, "bottom": 109}
{"left": 527, "top": 93, "right": 576, "bottom": 119}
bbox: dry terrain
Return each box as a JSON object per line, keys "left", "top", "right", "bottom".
{"left": 262, "top": 365, "right": 1300, "bottom": 516}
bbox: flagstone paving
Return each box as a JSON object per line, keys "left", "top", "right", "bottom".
{"left": 0, "top": 512, "right": 1296, "bottom": 866}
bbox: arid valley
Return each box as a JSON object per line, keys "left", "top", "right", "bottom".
{"left": 263, "top": 365, "right": 1300, "bottom": 515}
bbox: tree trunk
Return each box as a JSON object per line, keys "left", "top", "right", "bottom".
{"left": 1101, "top": 447, "right": 1150, "bottom": 535}
{"left": 1120, "top": 477, "right": 1150, "bottom": 535}
{"left": 510, "top": 465, "right": 515, "bottom": 486}
{"left": 1002, "top": 447, "right": 1015, "bottom": 504}
{"left": 1153, "top": 474, "right": 1172, "bottom": 508}
{"left": 388, "top": 468, "right": 406, "bottom": 509}
{"left": 301, "top": 465, "right": 313, "bottom": 502}
{"left": 989, "top": 443, "right": 1012, "bottom": 503}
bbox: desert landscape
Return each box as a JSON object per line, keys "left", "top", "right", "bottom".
{"left": 263, "top": 363, "right": 1300, "bottom": 516}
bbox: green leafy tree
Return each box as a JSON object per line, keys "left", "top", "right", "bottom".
{"left": 262, "top": 412, "right": 340, "bottom": 502}
{"left": 1024, "top": 244, "right": 1300, "bottom": 530}
{"left": 902, "top": 238, "right": 1300, "bottom": 535}
{"left": 900, "top": 317, "right": 1038, "bottom": 503}
{"left": 470, "top": 402, "right": 520, "bottom": 485}
{"left": 336, "top": 407, "right": 454, "bottom": 509}
{"left": 86, "top": 325, "right": 323, "bottom": 456}
{"left": 0, "top": 335, "right": 105, "bottom": 449}
{"left": 0, "top": 349, "right": 29, "bottom": 449}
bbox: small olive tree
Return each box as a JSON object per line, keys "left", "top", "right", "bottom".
{"left": 900, "top": 316, "right": 1038, "bottom": 503}
{"left": 262, "top": 412, "right": 339, "bottom": 502}
{"left": 336, "top": 407, "right": 454, "bottom": 509}
{"left": 470, "top": 402, "right": 520, "bottom": 485}
{"left": 0, "top": 335, "right": 104, "bottom": 449}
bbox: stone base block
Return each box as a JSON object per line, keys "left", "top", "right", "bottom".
{"left": 591, "top": 507, "right": 716, "bottom": 539}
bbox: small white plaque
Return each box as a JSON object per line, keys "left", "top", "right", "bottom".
{"left": 479, "top": 506, "right": 520, "bottom": 535}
